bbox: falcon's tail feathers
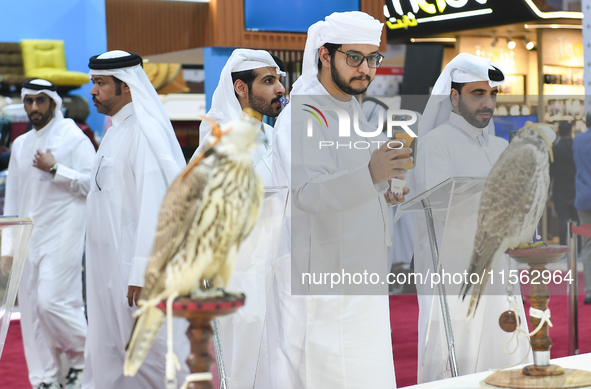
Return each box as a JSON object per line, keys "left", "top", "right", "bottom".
{"left": 462, "top": 240, "right": 504, "bottom": 319}
{"left": 123, "top": 306, "right": 166, "bottom": 377}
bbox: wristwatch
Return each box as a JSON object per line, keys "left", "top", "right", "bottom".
{"left": 50, "top": 163, "right": 58, "bottom": 177}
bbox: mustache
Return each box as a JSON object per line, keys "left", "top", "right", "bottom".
{"left": 271, "top": 95, "right": 283, "bottom": 105}
{"left": 350, "top": 75, "right": 371, "bottom": 82}
{"left": 476, "top": 108, "right": 494, "bottom": 115}
{"left": 92, "top": 97, "right": 101, "bottom": 105}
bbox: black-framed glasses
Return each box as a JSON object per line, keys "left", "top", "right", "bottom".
{"left": 335, "top": 49, "right": 384, "bottom": 68}
{"left": 24, "top": 96, "right": 48, "bottom": 105}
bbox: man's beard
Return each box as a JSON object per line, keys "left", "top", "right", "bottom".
{"left": 93, "top": 95, "right": 119, "bottom": 115}
{"left": 330, "top": 59, "right": 372, "bottom": 96}
{"left": 458, "top": 97, "right": 494, "bottom": 128}
{"left": 28, "top": 108, "right": 53, "bottom": 128}
{"left": 248, "top": 91, "right": 282, "bottom": 118}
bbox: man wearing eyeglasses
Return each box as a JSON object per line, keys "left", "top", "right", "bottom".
{"left": 0, "top": 79, "right": 95, "bottom": 389}
{"left": 270, "top": 12, "right": 410, "bottom": 388}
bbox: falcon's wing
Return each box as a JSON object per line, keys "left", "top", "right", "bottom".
{"left": 474, "top": 144, "right": 540, "bottom": 251}
{"left": 461, "top": 143, "right": 542, "bottom": 313}
{"left": 142, "top": 163, "right": 210, "bottom": 296}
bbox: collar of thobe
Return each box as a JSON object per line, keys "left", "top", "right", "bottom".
{"left": 261, "top": 122, "right": 272, "bottom": 149}
{"left": 30, "top": 108, "right": 86, "bottom": 158}
{"left": 448, "top": 112, "right": 489, "bottom": 146}
{"left": 33, "top": 116, "right": 57, "bottom": 138}
{"left": 111, "top": 102, "right": 134, "bottom": 127}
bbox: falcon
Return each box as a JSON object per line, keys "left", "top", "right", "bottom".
{"left": 460, "top": 122, "right": 556, "bottom": 318}
{"left": 123, "top": 109, "right": 264, "bottom": 376}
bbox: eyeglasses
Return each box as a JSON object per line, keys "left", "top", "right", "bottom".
{"left": 335, "top": 49, "right": 384, "bottom": 68}
{"left": 24, "top": 96, "right": 48, "bottom": 105}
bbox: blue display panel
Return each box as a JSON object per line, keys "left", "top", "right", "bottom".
{"left": 244, "top": 0, "right": 360, "bottom": 33}
{"left": 493, "top": 115, "right": 537, "bottom": 141}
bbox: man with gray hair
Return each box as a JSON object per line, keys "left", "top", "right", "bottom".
{"left": 1, "top": 79, "right": 94, "bottom": 389}
{"left": 272, "top": 11, "right": 410, "bottom": 388}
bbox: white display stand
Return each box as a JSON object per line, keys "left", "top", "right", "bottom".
{"left": 0, "top": 217, "right": 34, "bottom": 359}
{"left": 396, "top": 177, "right": 489, "bottom": 378}
{"left": 405, "top": 353, "right": 591, "bottom": 389}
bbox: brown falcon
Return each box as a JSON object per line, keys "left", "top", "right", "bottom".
{"left": 123, "top": 109, "right": 264, "bottom": 376}
{"left": 460, "top": 122, "right": 556, "bottom": 318}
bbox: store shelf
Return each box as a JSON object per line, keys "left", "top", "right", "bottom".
{"left": 159, "top": 93, "right": 206, "bottom": 121}
{"left": 543, "top": 84, "right": 585, "bottom": 96}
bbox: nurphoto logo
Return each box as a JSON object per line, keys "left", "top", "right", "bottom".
{"left": 302, "top": 105, "right": 418, "bottom": 150}
{"left": 303, "top": 105, "right": 418, "bottom": 138}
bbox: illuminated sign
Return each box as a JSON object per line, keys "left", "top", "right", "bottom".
{"left": 384, "top": 0, "right": 492, "bottom": 30}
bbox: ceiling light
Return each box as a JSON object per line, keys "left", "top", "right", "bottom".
{"left": 410, "top": 37, "right": 457, "bottom": 43}
{"left": 507, "top": 39, "right": 516, "bottom": 50}
{"left": 525, "top": 23, "right": 582, "bottom": 29}
{"left": 525, "top": 39, "right": 535, "bottom": 50}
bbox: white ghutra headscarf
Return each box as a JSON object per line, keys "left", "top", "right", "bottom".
{"left": 199, "top": 49, "right": 285, "bottom": 144}
{"left": 88, "top": 50, "right": 186, "bottom": 185}
{"left": 293, "top": 11, "right": 383, "bottom": 95}
{"left": 419, "top": 53, "right": 505, "bottom": 137}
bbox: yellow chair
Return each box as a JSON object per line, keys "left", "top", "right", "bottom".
{"left": 20, "top": 40, "right": 88, "bottom": 87}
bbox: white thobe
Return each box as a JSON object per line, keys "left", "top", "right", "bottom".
{"left": 269, "top": 78, "right": 397, "bottom": 389}
{"left": 82, "top": 103, "right": 186, "bottom": 388}
{"left": 2, "top": 117, "right": 94, "bottom": 386}
{"left": 414, "top": 112, "right": 531, "bottom": 383}
{"left": 215, "top": 120, "right": 281, "bottom": 389}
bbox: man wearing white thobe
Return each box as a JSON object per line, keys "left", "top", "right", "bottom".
{"left": 82, "top": 51, "right": 187, "bottom": 389}
{"left": 414, "top": 53, "right": 531, "bottom": 383}
{"left": 192, "top": 49, "right": 286, "bottom": 389}
{"left": 0, "top": 79, "right": 94, "bottom": 389}
{"left": 271, "top": 12, "right": 411, "bottom": 388}
{"left": 193, "top": 49, "right": 285, "bottom": 186}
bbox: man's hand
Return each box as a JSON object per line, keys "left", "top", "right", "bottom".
{"left": 33, "top": 149, "right": 56, "bottom": 172}
{"left": 369, "top": 141, "right": 412, "bottom": 185}
{"left": 384, "top": 176, "right": 410, "bottom": 205}
{"left": 0, "top": 256, "right": 13, "bottom": 276}
{"left": 127, "top": 285, "right": 142, "bottom": 307}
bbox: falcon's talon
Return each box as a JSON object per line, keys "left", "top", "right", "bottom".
{"left": 190, "top": 287, "right": 225, "bottom": 299}
{"left": 516, "top": 241, "right": 545, "bottom": 249}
